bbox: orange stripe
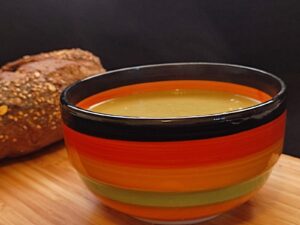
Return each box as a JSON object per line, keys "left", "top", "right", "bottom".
{"left": 63, "top": 112, "right": 285, "bottom": 167}
{"left": 67, "top": 138, "right": 282, "bottom": 192}
{"left": 77, "top": 80, "right": 271, "bottom": 109}
{"left": 98, "top": 191, "right": 256, "bottom": 221}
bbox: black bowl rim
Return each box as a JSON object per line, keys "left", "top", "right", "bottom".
{"left": 61, "top": 62, "right": 286, "bottom": 123}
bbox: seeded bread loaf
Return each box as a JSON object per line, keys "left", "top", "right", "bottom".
{"left": 0, "top": 49, "right": 105, "bottom": 159}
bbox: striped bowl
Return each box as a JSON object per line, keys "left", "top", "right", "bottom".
{"left": 60, "top": 63, "right": 286, "bottom": 224}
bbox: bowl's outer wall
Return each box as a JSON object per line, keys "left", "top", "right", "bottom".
{"left": 63, "top": 112, "right": 285, "bottom": 192}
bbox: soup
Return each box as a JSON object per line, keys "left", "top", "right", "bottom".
{"left": 88, "top": 89, "right": 260, "bottom": 118}
{"left": 81, "top": 80, "right": 269, "bottom": 118}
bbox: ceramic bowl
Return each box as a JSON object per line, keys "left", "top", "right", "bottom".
{"left": 60, "top": 63, "right": 286, "bottom": 224}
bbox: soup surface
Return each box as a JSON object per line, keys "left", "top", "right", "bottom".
{"left": 88, "top": 89, "right": 261, "bottom": 118}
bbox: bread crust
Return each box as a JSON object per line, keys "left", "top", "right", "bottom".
{"left": 0, "top": 49, "right": 105, "bottom": 159}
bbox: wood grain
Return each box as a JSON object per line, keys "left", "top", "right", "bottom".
{"left": 0, "top": 143, "right": 299, "bottom": 225}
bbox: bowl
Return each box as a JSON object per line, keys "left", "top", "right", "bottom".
{"left": 60, "top": 63, "right": 286, "bottom": 224}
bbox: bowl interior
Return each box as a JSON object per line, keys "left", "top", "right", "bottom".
{"left": 63, "top": 63, "right": 285, "bottom": 108}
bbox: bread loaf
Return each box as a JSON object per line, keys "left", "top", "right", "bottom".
{"left": 0, "top": 49, "right": 105, "bottom": 159}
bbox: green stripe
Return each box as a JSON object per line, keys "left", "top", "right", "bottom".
{"left": 81, "top": 171, "right": 270, "bottom": 207}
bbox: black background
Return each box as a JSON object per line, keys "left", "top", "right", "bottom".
{"left": 1, "top": 1, "right": 299, "bottom": 156}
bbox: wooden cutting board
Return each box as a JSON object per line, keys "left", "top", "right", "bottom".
{"left": 0, "top": 142, "right": 299, "bottom": 225}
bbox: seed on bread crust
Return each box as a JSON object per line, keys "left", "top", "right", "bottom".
{"left": 0, "top": 105, "right": 8, "bottom": 116}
